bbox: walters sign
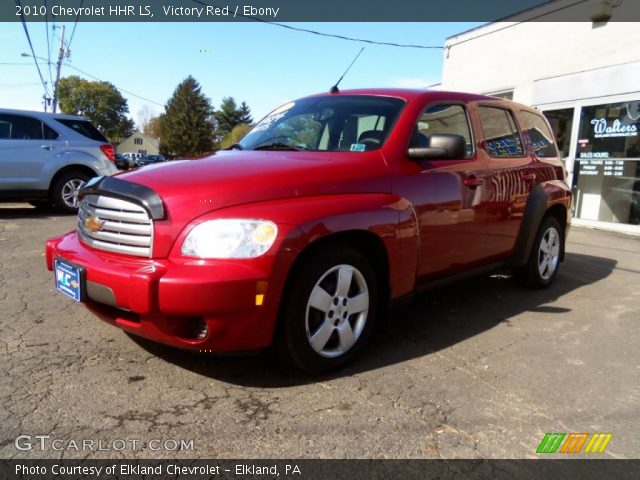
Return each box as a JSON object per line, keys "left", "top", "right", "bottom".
{"left": 591, "top": 118, "right": 638, "bottom": 138}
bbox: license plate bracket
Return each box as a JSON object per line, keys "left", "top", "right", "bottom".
{"left": 54, "top": 258, "right": 86, "bottom": 302}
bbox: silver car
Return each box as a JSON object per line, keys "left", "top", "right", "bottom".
{"left": 0, "top": 109, "right": 117, "bottom": 212}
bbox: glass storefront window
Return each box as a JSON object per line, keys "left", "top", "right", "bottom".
{"left": 572, "top": 100, "right": 640, "bottom": 225}
{"left": 543, "top": 108, "right": 574, "bottom": 158}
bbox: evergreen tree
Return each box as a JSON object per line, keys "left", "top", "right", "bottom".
{"left": 238, "top": 101, "right": 253, "bottom": 125}
{"left": 214, "top": 97, "right": 242, "bottom": 139}
{"left": 161, "top": 76, "right": 215, "bottom": 157}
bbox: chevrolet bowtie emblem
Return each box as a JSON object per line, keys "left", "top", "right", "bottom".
{"left": 85, "top": 216, "right": 105, "bottom": 233}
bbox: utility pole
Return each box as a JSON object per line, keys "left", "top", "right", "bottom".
{"left": 52, "top": 25, "right": 65, "bottom": 114}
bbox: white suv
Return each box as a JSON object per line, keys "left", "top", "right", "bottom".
{"left": 0, "top": 109, "right": 117, "bottom": 212}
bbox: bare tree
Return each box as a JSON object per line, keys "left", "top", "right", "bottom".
{"left": 137, "top": 105, "right": 155, "bottom": 132}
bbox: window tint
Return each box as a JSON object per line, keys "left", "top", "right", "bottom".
{"left": 521, "top": 111, "right": 558, "bottom": 158}
{"left": 411, "top": 104, "right": 473, "bottom": 157}
{"left": 478, "top": 106, "right": 524, "bottom": 158}
{"left": 55, "top": 118, "right": 108, "bottom": 142}
{"left": 0, "top": 114, "right": 45, "bottom": 140}
{"left": 43, "top": 122, "right": 59, "bottom": 140}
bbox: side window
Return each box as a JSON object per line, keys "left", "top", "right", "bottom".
{"left": 43, "top": 122, "right": 59, "bottom": 140}
{"left": 520, "top": 110, "right": 558, "bottom": 158}
{"left": 411, "top": 104, "right": 473, "bottom": 158}
{"left": 0, "top": 115, "right": 11, "bottom": 139}
{"left": 478, "top": 106, "right": 524, "bottom": 158}
{"left": 0, "top": 114, "right": 44, "bottom": 140}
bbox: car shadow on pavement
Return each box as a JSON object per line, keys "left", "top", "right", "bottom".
{"left": 129, "top": 251, "right": 617, "bottom": 388}
{"left": 0, "top": 205, "right": 71, "bottom": 219}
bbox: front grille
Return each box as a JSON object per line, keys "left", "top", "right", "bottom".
{"left": 78, "top": 194, "right": 153, "bottom": 257}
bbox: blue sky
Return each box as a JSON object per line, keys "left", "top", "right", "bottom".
{"left": 0, "top": 21, "right": 482, "bottom": 127}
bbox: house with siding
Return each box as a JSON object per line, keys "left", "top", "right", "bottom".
{"left": 116, "top": 131, "right": 160, "bottom": 156}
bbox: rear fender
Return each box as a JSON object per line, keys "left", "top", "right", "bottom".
{"left": 507, "top": 182, "right": 572, "bottom": 267}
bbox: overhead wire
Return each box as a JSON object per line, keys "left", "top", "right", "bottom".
{"left": 15, "top": 0, "right": 51, "bottom": 96}
{"left": 191, "top": 0, "right": 443, "bottom": 50}
{"left": 67, "top": 0, "right": 83, "bottom": 52}
{"left": 44, "top": 0, "right": 54, "bottom": 87}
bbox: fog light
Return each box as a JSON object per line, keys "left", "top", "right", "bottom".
{"left": 187, "top": 317, "right": 208, "bottom": 340}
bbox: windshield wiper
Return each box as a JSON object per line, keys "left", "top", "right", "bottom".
{"left": 224, "top": 143, "right": 243, "bottom": 150}
{"left": 253, "top": 142, "right": 307, "bottom": 151}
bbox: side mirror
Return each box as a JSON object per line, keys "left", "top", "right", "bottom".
{"left": 407, "top": 134, "right": 466, "bottom": 160}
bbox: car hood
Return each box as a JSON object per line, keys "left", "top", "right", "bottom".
{"left": 117, "top": 150, "right": 390, "bottom": 256}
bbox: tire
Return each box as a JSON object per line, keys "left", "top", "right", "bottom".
{"left": 52, "top": 171, "right": 91, "bottom": 213}
{"left": 513, "top": 216, "right": 563, "bottom": 289}
{"left": 277, "top": 247, "right": 378, "bottom": 373}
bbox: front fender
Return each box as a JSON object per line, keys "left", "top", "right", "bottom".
{"left": 174, "top": 193, "right": 419, "bottom": 300}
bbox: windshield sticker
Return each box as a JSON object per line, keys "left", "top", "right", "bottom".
{"left": 350, "top": 143, "right": 366, "bottom": 152}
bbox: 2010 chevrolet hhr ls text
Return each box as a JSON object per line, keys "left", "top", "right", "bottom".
{"left": 46, "top": 89, "right": 572, "bottom": 372}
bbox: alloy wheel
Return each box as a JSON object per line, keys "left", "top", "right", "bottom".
{"left": 305, "top": 264, "right": 370, "bottom": 358}
{"left": 537, "top": 226, "right": 560, "bottom": 280}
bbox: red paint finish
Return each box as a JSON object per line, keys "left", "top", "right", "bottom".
{"left": 46, "top": 89, "right": 572, "bottom": 352}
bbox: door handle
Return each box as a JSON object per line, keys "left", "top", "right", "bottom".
{"left": 463, "top": 176, "right": 484, "bottom": 189}
{"left": 523, "top": 173, "right": 537, "bottom": 183}
{"left": 41, "top": 144, "right": 55, "bottom": 150}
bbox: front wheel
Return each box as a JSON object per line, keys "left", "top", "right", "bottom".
{"left": 52, "top": 172, "right": 90, "bottom": 213}
{"left": 277, "top": 247, "right": 378, "bottom": 373}
{"left": 513, "top": 216, "right": 563, "bottom": 289}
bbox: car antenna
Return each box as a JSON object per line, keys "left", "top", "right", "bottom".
{"left": 330, "top": 47, "right": 365, "bottom": 94}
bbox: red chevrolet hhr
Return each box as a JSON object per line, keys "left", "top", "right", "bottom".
{"left": 46, "top": 89, "right": 571, "bottom": 372}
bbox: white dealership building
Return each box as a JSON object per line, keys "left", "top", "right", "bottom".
{"left": 441, "top": 0, "right": 640, "bottom": 234}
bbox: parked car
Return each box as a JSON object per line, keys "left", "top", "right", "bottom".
{"left": 135, "top": 154, "right": 166, "bottom": 167}
{"left": 0, "top": 109, "right": 117, "bottom": 212}
{"left": 46, "top": 89, "right": 572, "bottom": 372}
{"left": 121, "top": 152, "right": 141, "bottom": 168}
{"left": 114, "top": 154, "right": 129, "bottom": 170}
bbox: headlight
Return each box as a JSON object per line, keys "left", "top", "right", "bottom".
{"left": 181, "top": 219, "right": 278, "bottom": 258}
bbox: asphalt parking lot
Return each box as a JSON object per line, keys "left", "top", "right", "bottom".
{"left": 1, "top": 203, "right": 638, "bottom": 459}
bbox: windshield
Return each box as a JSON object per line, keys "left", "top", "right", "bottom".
{"left": 238, "top": 95, "right": 405, "bottom": 152}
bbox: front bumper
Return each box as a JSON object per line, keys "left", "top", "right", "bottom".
{"left": 46, "top": 231, "right": 286, "bottom": 352}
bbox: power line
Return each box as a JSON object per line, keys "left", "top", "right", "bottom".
{"left": 15, "top": 0, "right": 50, "bottom": 96}
{"left": 253, "top": 21, "right": 444, "bottom": 49}
{"left": 192, "top": 0, "right": 443, "bottom": 49}
{"left": 61, "top": 62, "right": 165, "bottom": 107}
{"left": 4, "top": 58, "right": 164, "bottom": 107}
{"left": 44, "top": 0, "right": 54, "bottom": 87}
{"left": 67, "top": 0, "right": 83, "bottom": 52}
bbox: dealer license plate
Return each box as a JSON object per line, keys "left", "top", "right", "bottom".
{"left": 54, "top": 258, "right": 85, "bottom": 302}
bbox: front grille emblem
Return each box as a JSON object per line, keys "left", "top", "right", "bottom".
{"left": 84, "top": 216, "right": 105, "bottom": 233}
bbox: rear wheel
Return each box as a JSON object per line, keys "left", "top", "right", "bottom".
{"left": 513, "top": 216, "right": 563, "bottom": 289}
{"left": 277, "top": 247, "right": 378, "bottom": 373}
{"left": 52, "top": 171, "right": 90, "bottom": 213}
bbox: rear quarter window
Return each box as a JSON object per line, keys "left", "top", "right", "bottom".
{"left": 478, "top": 106, "right": 524, "bottom": 158}
{"left": 55, "top": 118, "right": 108, "bottom": 142}
{"left": 520, "top": 110, "right": 559, "bottom": 158}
